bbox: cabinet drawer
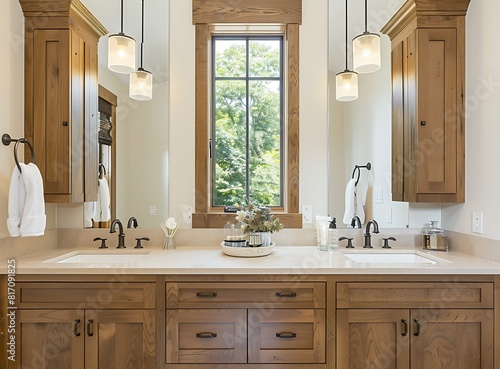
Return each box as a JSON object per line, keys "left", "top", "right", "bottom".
{"left": 167, "top": 282, "right": 325, "bottom": 308}
{"left": 248, "top": 309, "right": 325, "bottom": 364}
{"left": 166, "top": 309, "right": 247, "bottom": 363}
{"left": 337, "top": 282, "right": 494, "bottom": 309}
{"left": 16, "top": 282, "right": 155, "bottom": 309}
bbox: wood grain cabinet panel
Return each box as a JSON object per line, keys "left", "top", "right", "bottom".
{"left": 248, "top": 309, "right": 325, "bottom": 364}
{"left": 337, "top": 278, "right": 494, "bottom": 369}
{"left": 19, "top": 0, "right": 106, "bottom": 203}
{"left": 336, "top": 309, "right": 410, "bottom": 369}
{"left": 86, "top": 310, "right": 156, "bottom": 369}
{"left": 382, "top": 0, "right": 469, "bottom": 203}
{"left": 337, "top": 282, "right": 494, "bottom": 309}
{"left": 166, "top": 309, "right": 247, "bottom": 364}
{"left": 166, "top": 282, "right": 325, "bottom": 308}
{"left": 16, "top": 282, "right": 156, "bottom": 309}
{"left": 13, "top": 310, "right": 85, "bottom": 369}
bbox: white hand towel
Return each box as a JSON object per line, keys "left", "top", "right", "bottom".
{"left": 343, "top": 178, "right": 356, "bottom": 225}
{"left": 94, "top": 177, "right": 111, "bottom": 222}
{"left": 7, "top": 163, "right": 46, "bottom": 237}
{"left": 19, "top": 163, "right": 46, "bottom": 237}
{"left": 7, "top": 166, "right": 25, "bottom": 237}
{"left": 355, "top": 186, "right": 365, "bottom": 224}
{"left": 84, "top": 202, "right": 95, "bottom": 227}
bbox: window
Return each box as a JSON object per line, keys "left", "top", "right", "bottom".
{"left": 212, "top": 36, "right": 284, "bottom": 208}
{"left": 192, "top": 0, "right": 302, "bottom": 228}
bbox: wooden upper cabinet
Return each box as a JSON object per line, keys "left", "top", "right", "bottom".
{"left": 382, "top": 0, "right": 470, "bottom": 203}
{"left": 19, "top": 0, "right": 107, "bottom": 203}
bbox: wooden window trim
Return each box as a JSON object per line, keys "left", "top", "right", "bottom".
{"left": 192, "top": 1, "right": 302, "bottom": 229}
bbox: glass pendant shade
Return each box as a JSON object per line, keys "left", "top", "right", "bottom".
{"left": 108, "top": 34, "right": 136, "bottom": 74}
{"left": 336, "top": 71, "right": 358, "bottom": 101}
{"left": 130, "top": 69, "right": 153, "bottom": 100}
{"left": 353, "top": 32, "right": 381, "bottom": 73}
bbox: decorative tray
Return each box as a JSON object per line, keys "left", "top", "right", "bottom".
{"left": 220, "top": 242, "right": 274, "bottom": 258}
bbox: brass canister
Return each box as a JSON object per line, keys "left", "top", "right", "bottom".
{"left": 422, "top": 234, "right": 448, "bottom": 251}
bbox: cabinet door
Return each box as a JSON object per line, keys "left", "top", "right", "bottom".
{"left": 85, "top": 310, "right": 155, "bottom": 369}
{"left": 416, "top": 28, "right": 458, "bottom": 197}
{"left": 337, "top": 309, "right": 410, "bottom": 369}
{"left": 410, "top": 309, "right": 493, "bottom": 369}
{"left": 33, "top": 29, "right": 71, "bottom": 198}
{"left": 13, "top": 310, "right": 84, "bottom": 369}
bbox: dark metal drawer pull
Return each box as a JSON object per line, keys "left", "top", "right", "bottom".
{"left": 196, "top": 292, "right": 218, "bottom": 297}
{"left": 87, "top": 319, "right": 94, "bottom": 337}
{"left": 414, "top": 319, "right": 420, "bottom": 336}
{"left": 276, "top": 331, "right": 297, "bottom": 338}
{"left": 196, "top": 332, "right": 218, "bottom": 338}
{"left": 74, "top": 319, "right": 81, "bottom": 337}
{"left": 275, "top": 291, "right": 297, "bottom": 298}
{"left": 401, "top": 319, "right": 408, "bottom": 336}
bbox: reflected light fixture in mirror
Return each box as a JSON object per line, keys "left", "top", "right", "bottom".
{"left": 130, "top": 0, "right": 153, "bottom": 100}
{"left": 336, "top": 0, "right": 358, "bottom": 101}
{"left": 108, "top": 0, "right": 136, "bottom": 74}
{"left": 352, "top": 0, "right": 381, "bottom": 73}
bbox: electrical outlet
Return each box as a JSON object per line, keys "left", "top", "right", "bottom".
{"left": 183, "top": 205, "right": 193, "bottom": 224}
{"left": 149, "top": 205, "right": 156, "bottom": 216}
{"left": 302, "top": 205, "right": 312, "bottom": 224}
{"left": 472, "top": 211, "right": 483, "bottom": 234}
{"left": 386, "top": 207, "right": 392, "bottom": 224}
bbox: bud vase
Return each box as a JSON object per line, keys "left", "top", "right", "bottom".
{"left": 164, "top": 235, "right": 176, "bottom": 250}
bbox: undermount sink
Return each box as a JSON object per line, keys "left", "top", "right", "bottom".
{"left": 340, "top": 250, "right": 449, "bottom": 264}
{"left": 46, "top": 251, "right": 151, "bottom": 264}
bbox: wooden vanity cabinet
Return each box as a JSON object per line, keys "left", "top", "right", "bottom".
{"left": 19, "top": 0, "right": 107, "bottom": 203}
{"left": 336, "top": 281, "right": 494, "bottom": 369}
{"left": 10, "top": 281, "right": 156, "bottom": 369}
{"left": 382, "top": 0, "right": 470, "bottom": 203}
{"left": 166, "top": 281, "right": 327, "bottom": 366}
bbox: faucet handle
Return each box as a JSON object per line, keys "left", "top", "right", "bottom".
{"left": 382, "top": 237, "right": 396, "bottom": 249}
{"left": 134, "top": 237, "right": 150, "bottom": 249}
{"left": 339, "top": 237, "right": 354, "bottom": 248}
{"left": 93, "top": 237, "right": 108, "bottom": 249}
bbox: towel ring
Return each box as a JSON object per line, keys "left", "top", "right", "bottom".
{"left": 351, "top": 162, "right": 371, "bottom": 186}
{"left": 2, "top": 133, "right": 35, "bottom": 173}
{"left": 98, "top": 163, "right": 107, "bottom": 179}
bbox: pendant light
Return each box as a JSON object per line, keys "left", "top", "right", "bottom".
{"left": 353, "top": 0, "right": 381, "bottom": 73}
{"left": 130, "top": 0, "right": 153, "bottom": 100}
{"left": 108, "top": 0, "right": 136, "bottom": 74}
{"left": 336, "top": 0, "right": 358, "bottom": 102}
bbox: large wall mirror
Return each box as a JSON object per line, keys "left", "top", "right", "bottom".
{"left": 76, "top": 0, "right": 439, "bottom": 230}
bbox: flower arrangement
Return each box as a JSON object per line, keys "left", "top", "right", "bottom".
{"left": 160, "top": 217, "right": 180, "bottom": 250}
{"left": 236, "top": 203, "right": 283, "bottom": 234}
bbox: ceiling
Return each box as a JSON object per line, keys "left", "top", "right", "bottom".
{"left": 79, "top": 0, "right": 404, "bottom": 85}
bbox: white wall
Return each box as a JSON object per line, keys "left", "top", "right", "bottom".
{"left": 442, "top": 0, "right": 500, "bottom": 240}
{"left": 168, "top": 0, "right": 329, "bottom": 224}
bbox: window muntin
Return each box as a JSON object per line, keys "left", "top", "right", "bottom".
{"left": 211, "top": 35, "right": 284, "bottom": 207}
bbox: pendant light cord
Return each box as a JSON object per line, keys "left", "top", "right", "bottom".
{"left": 120, "top": 0, "right": 124, "bottom": 33}
{"left": 345, "top": 0, "right": 348, "bottom": 71}
{"left": 364, "top": 0, "right": 368, "bottom": 32}
{"left": 140, "top": 0, "right": 145, "bottom": 69}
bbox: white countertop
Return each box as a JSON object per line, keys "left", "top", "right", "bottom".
{"left": 4, "top": 245, "right": 500, "bottom": 275}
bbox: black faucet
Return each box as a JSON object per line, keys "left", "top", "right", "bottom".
{"left": 351, "top": 216, "right": 362, "bottom": 228}
{"left": 127, "top": 217, "right": 138, "bottom": 228}
{"left": 110, "top": 219, "right": 126, "bottom": 248}
{"left": 363, "top": 219, "right": 380, "bottom": 248}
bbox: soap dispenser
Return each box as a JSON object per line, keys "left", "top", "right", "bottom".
{"left": 329, "top": 218, "right": 339, "bottom": 249}
{"left": 422, "top": 221, "right": 448, "bottom": 251}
